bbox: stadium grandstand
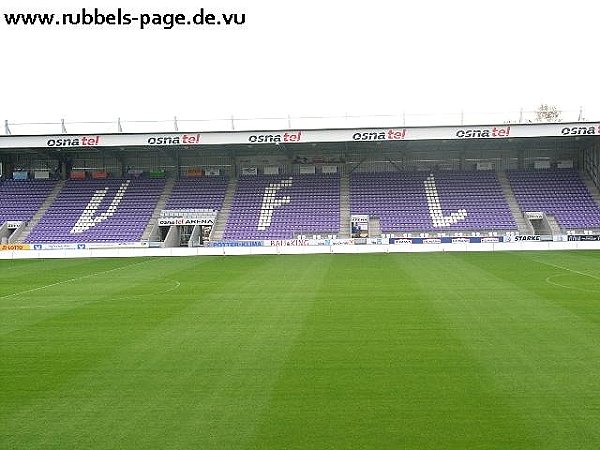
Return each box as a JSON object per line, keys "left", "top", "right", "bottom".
{"left": 1, "top": 119, "right": 599, "bottom": 250}
{"left": 2, "top": 118, "right": 600, "bottom": 450}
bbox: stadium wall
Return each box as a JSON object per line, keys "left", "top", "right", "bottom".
{"left": 0, "top": 241, "right": 599, "bottom": 260}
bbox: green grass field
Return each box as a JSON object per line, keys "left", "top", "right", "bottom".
{"left": 1, "top": 251, "right": 599, "bottom": 449}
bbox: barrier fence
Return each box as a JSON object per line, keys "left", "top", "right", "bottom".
{"left": 1, "top": 236, "right": 599, "bottom": 259}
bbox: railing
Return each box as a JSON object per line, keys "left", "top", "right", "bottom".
{"left": 3, "top": 107, "right": 595, "bottom": 136}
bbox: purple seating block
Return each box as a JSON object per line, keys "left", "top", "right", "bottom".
{"left": 223, "top": 175, "right": 340, "bottom": 240}
{"left": 507, "top": 169, "right": 600, "bottom": 229}
{"left": 165, "top": 176, "right": 228, "bottom": 210}
{"left": 0, "top": 179, "right": 56, "bottom": 224}
{"left": 25, "top": 179, "right": 164, "bottom": 243}
{"left": 350, "top": 171, "right": 516, "bottom": 232}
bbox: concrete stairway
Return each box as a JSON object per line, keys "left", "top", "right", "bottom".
{"left": 141, "top": 177, "right": 176, "bottom": 241}
{"left": 210, "top": 177, "right": 238, "bottom": 241}
{"left": 545, "top": 215, "right": 562, "bottom": 235}
{"left": 14, "top": 180, "right": 65, "bottom": 243}
{"left": 496, "top": 171, "right": 532, "bottom": 234}
{"left": 368, "top": 216, "right": 381, "bottom": 237}
{"left": 338, "top": 175, "right": 351, "bottom": 238}
{"left": 581, "top": 171, "right": 600, "bottom": 206}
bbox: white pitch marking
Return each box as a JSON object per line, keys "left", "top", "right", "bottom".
{"left": 535, "top": 258, "right": 600, "bottom": 281}
{"left": 0, "top": 259, "right": 151, "bottom": 300}
{"left": 544, "top": 274, "right": 600, "bottom": 294}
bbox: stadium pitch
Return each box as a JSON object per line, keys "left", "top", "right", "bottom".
{"left": 1, "top": 251, "right": 599, "bottom": 449}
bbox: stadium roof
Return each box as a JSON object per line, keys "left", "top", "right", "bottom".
{"left": 0, "top": 121, "right": 598, "bottom": 153}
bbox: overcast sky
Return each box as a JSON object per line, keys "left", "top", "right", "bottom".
{"left": 1, "top": 0, "right": 599, "bottom": 134}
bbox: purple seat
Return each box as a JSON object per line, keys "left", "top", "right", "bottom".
{"left": 165, "top": 176, "right": 228, "bottom": 210}
{"left": 25, "top": 178, "right": 165, "bottom": 243}
{"left": 0, "top": 179, "right": 57, "bottom": 224}
{"left": 223, "top": 174, "right": 340, "bottom": 240}
{"left": 507, "top": 169, "right": 600, "bottom": 229}
{"left": 350, "top": 171, "right": 516, "bottom": 232}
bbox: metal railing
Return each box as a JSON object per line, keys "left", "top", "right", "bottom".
{"left": 3, "top": 107, "right": 596, "bottom": 136}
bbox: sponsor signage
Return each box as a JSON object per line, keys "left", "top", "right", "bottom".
{"left": 31, "top": 243, "right": 80, "bottom": 250}
{"left": 5, "top": 221, "right": 24, "bottom": 229}
{"left": 45, "top": 135, "right": 101, "bottom": 147}
{"left": 481, "top": 237, "right": 501, "bottom": 243}
{"left": 158, "top": 217, "right": 214, "bottom": 226}
{"left": 248, "top": 131, "right": 302, "bottom": 143}
{"left": 367, "top": 238, "right": 389, "bottom": 245}
{"left": 207, "top": 236, "right": 515, "bottom": 247}
{"left": 514, "top": 235, "right": 541, "bottom": 241}
{"left": 331, "top": 239, "right": 354, "bottom": 245}
{"left": 567, "top": 234, "right": 600, "bottom": 241}
{"left": 241, "top": 167, "right": 258, "bottom": 176}
{"left": 204, "top": 168, "right": 221, "bottom": 176}
{"left": 299, "top": 165, "right": 316, "bottom": 175}
{"left": 0, "top": 244, "right": 30, "bottom": 250}
{"left": 455, "top": 126, "right": 511, "bottom": 139}
{"left": 146, "top": 134, "right": 200, "bottom": 145}
{"left": 85, "top": 242, "right": 149, "bottom": 249}
{"left": 351, "top": 129, "right": 407, "bottom": 141}
{"left": 266, "top": 239, "right": 310, "bottom": 247}
{"left": 525, "top": 212, "right": 544, "bottom": 220}
{"left": 28, "top": 242, "right": 148, "bottom": 250}
{"left": 451, "top": 238, "right": 471, "bottom": 244}
{"left": 351, "top": 214, "right": 369, "bottom": 238}
{"left": 208, "top": 240, "right": 264, "bottom": 247}
{"left": 0, "top": 122, "right": 598, "bottom": 149}
{"left": 350, "top": 215, "right": 369, "bottom": 224}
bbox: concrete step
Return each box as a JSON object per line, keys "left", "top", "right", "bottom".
{"left": 368, "top": 217, "right": 381, "bottom": 237}
{"left": 141, "top": 177, "right": 176, "bottom": 241}
{"left": 581, "top": 171, "right": 600, "bottom": 206}
{"left": 339, "top": 175, "right": 350, "bottom": 238}
{"left": 496, "top": 171, "right": 532, "bottom": 235}
{"left": 211, "top": 177, "right": 238, "bottom": 241}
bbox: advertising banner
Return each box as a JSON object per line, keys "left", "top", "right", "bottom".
{"left": 525, "top": 212, "right": 544, "bottom": 220}
{"left": 0, "top": 244, "right": 30, "bottom": 250}
{"left": 158, "top": 217, "right": 215, "bottom": 226}
{"left": 85, "top": 242, "right": 149, "bottom": 249}
{"left": 567, "top": 235, "right": 600, "bottom": 241}
{"left": 241, "top": 167, "right": 258, "bottom": 175}
{"left": 481, "top": 237, "right": 501, "bottom": 243}
{"left": 0, "top": 122, "right": 598, "bottom": 149}
{"left": 511, "top": 235, "right": 542, "bottom": 242}
{"left": 299, "top": 165, "right": 316, "bottom": 175}
{"left": 29, "top": 242, "right": 148, "bottom": 250}
{"left": 5, "top": 221, "right": 24, "bottom": 229}
{"left": 265, "top": 239, "right": 310, "bottom": 247}
{"left": 321, "top": 166, "right": 338, "bottom": 174}
{"left": 31, "top": 243, "right": 81, "bottom": 250}
{"left": 351, "top": 215, "right": 369, "bottom": 238}
{"left": 208, "top": 240, "right": 264, "bottom": 247}
{"left": 390, "top": 236, "right": 487, "bottom": 244}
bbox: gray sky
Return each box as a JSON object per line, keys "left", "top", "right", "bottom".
{"left": 1, "top": 0, "right": 599, "bottom": 133}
